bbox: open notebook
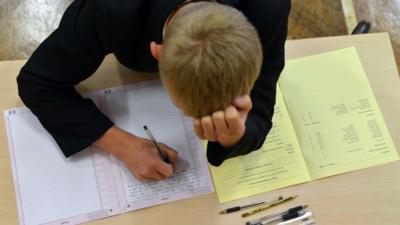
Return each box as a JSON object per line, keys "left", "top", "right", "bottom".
{"left": 210, "top": 47, "right": 400, "bottom": 203}
{"left": 4, "top": 80, "right": 213, "bottom": 225}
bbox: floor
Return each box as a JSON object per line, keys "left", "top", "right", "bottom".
{"left": 353, "top": 0, "right": 400, "bottom": 69}
{"left": 0, "top": 0, "right": 399, "bottom": 70}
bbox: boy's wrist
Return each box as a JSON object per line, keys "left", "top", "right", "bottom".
{"left": 94, "top": 126, "right": 138, "bottom": 158}
{"left": 219, "top": 138, "right": 241, "bottom": 149}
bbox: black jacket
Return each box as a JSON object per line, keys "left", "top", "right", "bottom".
{"left": 17, "top": 0, "right": 291, "bottom": 166}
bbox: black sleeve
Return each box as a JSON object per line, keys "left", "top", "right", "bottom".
{"left": 207, "top": 0, "right": 291, "bottom": 166}
{"left": 17, "top": 0, "right": 114, "bottom": 157}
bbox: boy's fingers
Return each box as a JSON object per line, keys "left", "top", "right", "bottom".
{"left": 201, "top": 116, "right": 217, "bottom": 141}
{"left": 151, "top": 172, "right": 167, "bottom": 181}
{"left": 138, "top": 169, "right": 165, "bottom": 181}
{"left": 135, "top": 175, "right": 153, "bottom": 182}
{"left": 193, "top": 118, "right": 205, "bottom": 139}
{"left": 162, "top": 146, "right": 178, "bottom": 166}
{"left": 225, "top": 106, "right": 243, "bottom": 131}
{"left": 233, "top": 95, "right": 253, "bottom": 113}
{"left": 212, "top": 111, "right": 229, "bottom": 135}
{"left": 156, "top": 163, "right": 174, "bottom": 178}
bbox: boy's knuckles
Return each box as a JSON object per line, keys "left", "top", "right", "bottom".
{"left": 149, "top": 160, "right": 160, "bottom": 169}
{"left": 165, "top": 170, "right": 173, "bottom": 177}
{"left": 212, "top": 111, "right": 224, "bottom": 120}
{"left": 226, "top": 107, "right": 239, "bottom": 116}
{"left": 226, "top": 113, "right": 239, "bottom": 123}
{"left": 201, "top": 116, "right": 212, "bottom": 125}
{"left": 136, "top": 174, "right": 146, "bottom": 181}
{"left": 140, "top": 167, "right": 154, "bottom": 177}
{"left": 194, "top": 119, "right": 202, "bottom": 128}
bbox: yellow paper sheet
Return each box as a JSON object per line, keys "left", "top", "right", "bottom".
{"left": 209, "top": 87, "right": 311, "bottom": 203}
{"left": 279, "top": 47, "right": 399, "bottom": 179}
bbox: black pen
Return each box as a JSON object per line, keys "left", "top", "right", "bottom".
{"left": 246, "top": 205, "right": 308, "bottom": 225}
{"left": 219, "top": 196, "right": 283, "bottom": 214}
{"left": 255, "top": 211, "right": 306, "bottom": 225}
{"left": 143, "top": 125, "right": 170, "bottom": 164}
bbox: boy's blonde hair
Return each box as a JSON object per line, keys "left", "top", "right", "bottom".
{"left": 159, "top": 2, "right": 263, "bottom": 117}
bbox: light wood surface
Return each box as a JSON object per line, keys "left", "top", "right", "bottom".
{"left": 0, "top": 33, "right": 399, "bottom": 225}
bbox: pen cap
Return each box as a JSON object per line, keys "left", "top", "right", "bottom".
{"left": 288, "top": 206, "right": 304, "bottom": 213}
{"left": 226, "top": 206, "right": 241, "bottom": 213}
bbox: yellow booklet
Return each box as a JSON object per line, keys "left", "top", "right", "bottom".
{"left": 210, "top": 47, "right": 399, "bottom": 203}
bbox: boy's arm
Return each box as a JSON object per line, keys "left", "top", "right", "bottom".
{"left": 17, "top": 0, "right": 179, "bottom": 181}
{"left": 206, "top": 0, "right": 291, "bottom": 166}
{"left": 17, "top": 0, "right": 113, "bottom": 157}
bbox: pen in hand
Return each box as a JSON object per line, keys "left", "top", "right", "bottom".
{"left": 143, "top": 125, "right": 170, "bottom": 164}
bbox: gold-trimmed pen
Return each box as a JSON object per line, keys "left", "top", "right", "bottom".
{"left": 241, "top": 195, "right": 298, "bottom": 218}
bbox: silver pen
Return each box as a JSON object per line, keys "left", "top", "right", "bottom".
{"left": 258, "top": 211, "right": 306, "bottom": 225}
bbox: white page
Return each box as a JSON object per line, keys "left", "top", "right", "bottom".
{"left": 4, "top": 108, "right": 104, "bottom": 225}
{"left": 4, "top": 80, "right": 213, "bottom": 224}
{"left": 102, "top": 80, "right": 213, "bottom": 211}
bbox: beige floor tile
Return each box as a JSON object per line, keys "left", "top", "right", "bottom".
{"left": 353, "top": 0, "right": 400, "bottom": 70}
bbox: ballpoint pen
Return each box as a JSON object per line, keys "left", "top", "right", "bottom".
{"left": 219, "top": 196, "right": 283, "bottom": 214}
{"left": 143, "top": 125, "right": 170, "bottom": 163}
{"left": 277, "top": 211, "right": 315, "bottom": 225}
{"left": 242, "top": 195, "right": 298, "bottom": 218}
{"left": 246, "top": 205, "right": 308, "bottom": 225}
{"left": 254, "top": 210, "right": 305, "bottom": 225}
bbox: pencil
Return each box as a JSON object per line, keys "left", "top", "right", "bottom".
{"left": 241, "top": 195, "right": 298, "bottom": 218}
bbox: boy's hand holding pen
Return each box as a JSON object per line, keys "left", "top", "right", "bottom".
{"left": 95, "top": 126, "right": 177, "bottom": 182}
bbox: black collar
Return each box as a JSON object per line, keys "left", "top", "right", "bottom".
{"left": 145, "top": 0, "right": 183, "bottom": 44}
{"left": 146, "top": 0, "right": 226, "bottom": 43}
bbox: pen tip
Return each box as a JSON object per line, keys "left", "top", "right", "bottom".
{"left": 143, "top": 125, "right": 148, "bottom": 129}
{"left": 219, "top": 211, "right": 226, "bottom": 215}
{"left": 303, "top": 205, "right": 308, "bottom": 209}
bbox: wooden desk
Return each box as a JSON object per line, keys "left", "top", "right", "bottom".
{"left": 0, "top": 33, "right": 399, "bottom": 225}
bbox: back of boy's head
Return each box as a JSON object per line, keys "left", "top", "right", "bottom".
{"left": 159, "top": 2, "right": 262, "bottom": 118}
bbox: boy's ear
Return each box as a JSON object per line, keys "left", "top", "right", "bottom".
{"left": 150, "top": 41, "right": 163, "bottom": 61}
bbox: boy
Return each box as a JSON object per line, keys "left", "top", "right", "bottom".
{"left": 17, "top": 0, "right": 291, "bottom": 181}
